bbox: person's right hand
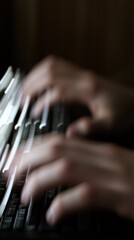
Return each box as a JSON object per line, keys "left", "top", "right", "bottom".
{"left": 21, "top": 56, "right": 134, "bottom": 138}
{"left": 10, "top": 133, "right": 134, "bottom": 225}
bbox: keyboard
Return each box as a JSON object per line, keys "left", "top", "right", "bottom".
{"left": 0, "top": 67, "right": 134, "bottom": 240}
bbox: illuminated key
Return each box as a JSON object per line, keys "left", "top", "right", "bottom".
{"left": 0, "top": 167, "right": 17, "bottom": 217}
{"left": 39, "top": 91, "right": 50, "bottom": 129}
{"left": 0, "top": 67, "right": 13, "bottom": 92}
{"left": 0, "top": 144, "right": 10, "bottom": 172}
{"left": 24, "top": 120, "right": 39, "bottom": 154}
{"left": 4, "top": 78, "right": 15, "bottom": 94}
{"left": 3, "top": 124, "right": 24, "bottom": 172}
{"left": 15, "top": 96, "right": 30, "bottom": 130}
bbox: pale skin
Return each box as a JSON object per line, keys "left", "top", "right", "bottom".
{"left": 22, "top": 56, "right": 134, "bottom": 137}
{"left": 10, "top": 56, "right": 134, "bottom": 225}
{"left": 11, "top": 134, "right": 134, "bottom": 225}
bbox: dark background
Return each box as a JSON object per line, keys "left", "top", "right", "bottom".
{"left": 0, "top": 0, "right": 134, "bottom": 84}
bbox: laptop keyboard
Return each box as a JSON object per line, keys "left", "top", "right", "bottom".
{"left": 0, "top": 67, "right": 99, "bottom": 239}
{"left": 0, "top": 67, "right": 134, "bottom": 239}
{"left": 0, "top": 119, "right": 96, "bottom": 236}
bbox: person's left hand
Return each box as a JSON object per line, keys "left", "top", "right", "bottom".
{"left": 21, "top": 56, "right": 134, "bottom": 140}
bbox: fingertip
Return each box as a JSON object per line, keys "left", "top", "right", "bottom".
{"left": 76, "top": 121, "right": 89, "bottom": 135}
{"left": 46, "top": 208, "right": 56, "bottom": 226}
{"left": 66, "top": 126, "right": 77, "bottom": 138}
{"left": 66, "top": 121, "right": 87, "bottom": 138}
{"left": 21, "top": 187, "right": 30, "bottom": 206}
{"left": 31, "top": 106, "right": 40, "bottom": 118}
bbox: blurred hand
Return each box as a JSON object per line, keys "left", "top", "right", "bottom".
{"left": 22, "top": 56, "right": 134, "bottom": 138}
{"left": 11, "top": 134, "right": 134, "bottom": 225}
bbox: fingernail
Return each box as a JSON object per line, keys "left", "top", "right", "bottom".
{"left": 21, "top": 188, "right": 30, "bottom": 206}
{"left": 66, "top": 126, "right": 79, "bottom": 138}
{"left": 76, "top": 122, "right": 88, "bottom": 135}
{"left": 31, "top": 107, "right": 39, "bottom": 118}
{"left": 46, "top": 208, "right": 55, "bottom": 225}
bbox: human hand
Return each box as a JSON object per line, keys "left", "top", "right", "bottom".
{"left": 21, "top": 56, "right": 134, "bottom": 139}
{"left": 10, "top": 134, "right": 134, "bottom": 225}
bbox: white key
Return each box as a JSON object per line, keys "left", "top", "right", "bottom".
{"left": 0, "top": 67, "right": 13, "bottom": 92}
{"left": 3, "top": 124, "right": 24, "bottom": 172}
{"left": 0, "top": 144, "right": 10, "bottom": 172}
{"left": 0, "top": 167, "right": 17, "bottom": 217}
{"left": 39, "top": 91, "right": 50, "bottom": 129}
{"left": 24, "top": 120, "right": 39, "bottom": 154}
{"left": 15, "top": 96, "right": 30, "bottom": 130}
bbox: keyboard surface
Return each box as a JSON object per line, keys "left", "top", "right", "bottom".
{"left": 0, "top": 68, "right": 134, "bottom": 240}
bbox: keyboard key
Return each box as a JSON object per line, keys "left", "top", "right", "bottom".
{"left": 0, "top": 216, "right": 13, "bottom": 230}
{"left": 13, "top": 204, "right": 27, "bottom": 230}
{"left": 45, "top": 188, "right": 57, "bottom": 210}
{"left": 0, "top": 173, "right": 7, "bottom": 202}
{"left": 62, "top": 215, "right": 77, "bottom": 233}
{"left": 38, "top": 215, "right": 56, "bottom": 232}
{"left": 25, "top": 198, "right": 44, "bottom": 231}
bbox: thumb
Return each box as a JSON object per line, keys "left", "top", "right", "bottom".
{"left": 66, "top": 117, "right": 111, "bottom": 138}
{"left": 66, "top": 117, "right": 92, "bottom": 138}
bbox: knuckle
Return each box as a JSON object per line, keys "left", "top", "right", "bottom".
{"left": 80, "top": 117, "right": 91, "bottom": 131}
{"left": 84, "top": 71, "right": 98, "bottom": 94}
{"left": 27, "top": 173, "right": 44, "bottom": 197}
{"left": 50, "top": 135, "right": 65, "bottom": 156}
{"left": 80, "top": 183, "right": 92, "bottom": 203}
{"left": 58, "top": 158, "right": 72, "bottom": 180}
{"left": 46, "top": 55, "right": 57, "bottom": 70}
{"left": 44, "top": 56, "right": 57, "bottom": 84}
{"left": 54, "top": 86, "right": 65, "bottom": 99}
{"left": 46, "top": 71, "right": 55, "bottom": 84}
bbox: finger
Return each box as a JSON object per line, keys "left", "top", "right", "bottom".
{"left": 31, "top": 94, "right": 47, "bottom": 118}
{"left": 30, "top": 88, "right": 60, "bottom": 118}
{"left": 46, "top": 180, "right": 132, "bottom": 226}
{"left": 10, "top": 134, "right": 56, "bottom": 172}
{"left": 8, "top": 144, "right": 27, "bottom": 173}
{"left": 16, "top": 134, "right": 65, "bottom": 175}
{"left": 8, "top": 136, "right": 42, "bottom": 174}
{"left": 21, "top": 159, "right": 70, "bottom": 205}
{"left": 66, "top": 117, "right": 92, "bottom": 138}
{"left": 67, "top": 117, "right": 113, "bottom": 139}
{"left": 22, "top": 58, "right": 52, "bottom": 93}
{"left": 21, "top": 134, "right": 118, "bottom": 175}
{"left": 31, "top": 77, "right": 95, "bottom": 116}
{"left": 20, "top": 154, "right": 110, "bottom": 207}
{"left": 22, "top": 56, "right": 61, "bottom": 100}
{"left": 21, "top": 75, "right": 53, "bottom": 102}
{"left": 46, "top": 183, "right": 92, "bottom": 225}
{"left": 31, "top": 85, "right": 72, "bottom": 118}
